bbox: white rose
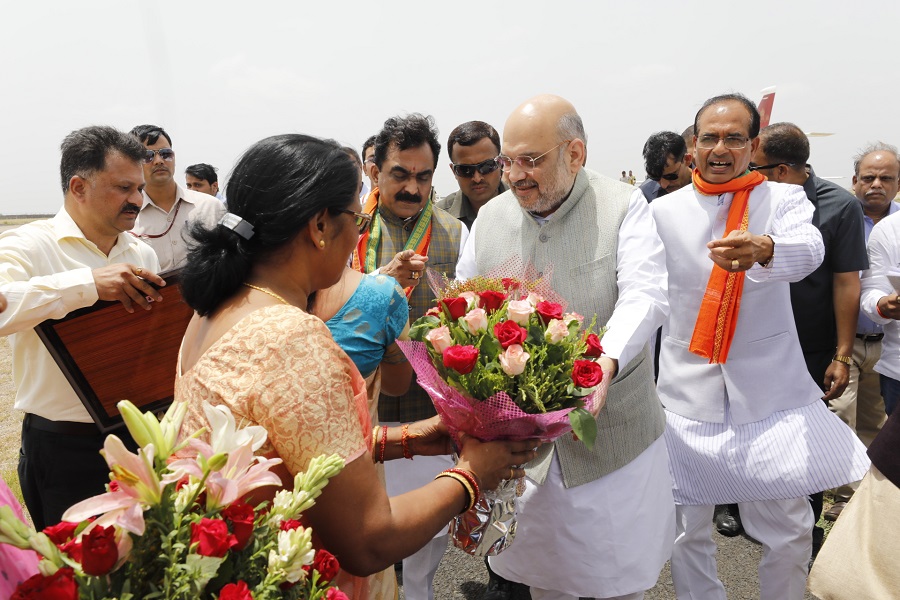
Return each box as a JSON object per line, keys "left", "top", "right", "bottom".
{"left": 463, "top": 308, "right": 488, "bottom": 334}
{"left": 507, "top": 300, "right": 535, "bottom": 325}
{"left": 425, "top": 326, "right": 453, "bottom": 354}
{"left": 545, "top": 319, "right": 569, "bottom": 344}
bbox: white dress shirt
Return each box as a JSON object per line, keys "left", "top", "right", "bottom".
{"left": 133, "top": 184, "right": 225, "bottom": 272}
{"left": 861, "top": 210, "right": 900, "bottom": 381}
{"left": 0, "top": 209, "right": 160, "bottom": 422}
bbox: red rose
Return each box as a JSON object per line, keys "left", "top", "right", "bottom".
{"left": 535, "top": 301, "right": 564, "bottom": 325}
{"left": 571, "top": 360, "right": 604, "bottom": 388}
{"left": 59, "top": 538, "right": 82, "bottom": 563}
{"left": 501, "top": 277, "right": 520, "bottom": 291}
{"left": 222, "top": 502, "right": 255, "bottom": 551}
{"left": 584, "top": 333, "right": 604, "bottom": 358}
{"left": 43, "top": 521, "right": 79, "bottom": 545}
{"left": 326, "top": 590, "right": 350, "bottom": 600}
{"left": 313, "top": 548, "right": 341, "bottom": 581}
{"left": 440, "top": 297, "right": 468, "bottom": 320}
{"left": 494, "top": 320, "right": 527, "bottom": 349}
{"left": 442, "top": 345, "right": 479, "bottom": 374}
{"left": 82, "top": 525, "right": 118, "bottom": 576}
{"left": 279, "top": 519, "right": 303, "bottom": 532}
{"left": 478, "top": 290, "right": 507, "bottom": 313}
{"left": 11, "top": 566, "right": 78, "bottom": 600}
{"left": 219, "top": 581, "right": 254, "bottom": 600}
{"left": 190, "top": 518, "right": 238, "bottom": 558}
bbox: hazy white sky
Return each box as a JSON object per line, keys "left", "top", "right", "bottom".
{"left": 3, "top": 0, "right": 899, "bottom": 214}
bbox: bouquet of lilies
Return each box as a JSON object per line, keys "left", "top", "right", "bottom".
{"left": 0, "top": 400, "right": 347, "bottom": 600}
{"left": 404, "top": 269, "right": 607, "bottom": 450}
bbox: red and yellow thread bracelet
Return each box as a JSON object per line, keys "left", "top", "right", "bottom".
{"left": 401, "top": 424, "right": 414, "bottom": 459}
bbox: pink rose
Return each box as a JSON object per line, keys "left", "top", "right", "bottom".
{"left": 459, "top": 291, "right": 479, "bottom": 309}
{"left": 545, "top": 319, "right": 569, "bottom": 344}
{"left": 507, "top": 300, "right": 534, "bottom": 325}
{"left": 443, "top": 345, "right": 479, "bottom": 374}
{"left": 499, "top": 344, "right": 530, "bottom": 376}
{"left": 425, "top": 326, "right": 453, "bottom": 354}
{"left": 463, "top": 308, "right": 488, "bottom": 334}
{"left": 526, "top": 292, "right": 545, "bottom": 307}
{"left": 563, "top": 312, "right": 584, "bottom": 327}
{"left": 326, "top": 590, "right": 350, "bottom": 600}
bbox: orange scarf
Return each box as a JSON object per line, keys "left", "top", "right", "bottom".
{"left": 351, "top": 188, "right": 433, "bottom": 298}
{"left": 688, "top": 168, "right": 766, "bottom": 363}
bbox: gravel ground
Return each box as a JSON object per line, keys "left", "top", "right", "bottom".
{"left": 405, "top": 529, "right": 820, "bottom": 599}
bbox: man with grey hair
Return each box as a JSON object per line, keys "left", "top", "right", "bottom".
{"left": 458, "top": 94, "right": 673, "bottom": 600}
{"left": 0, "top": 126, "right": 165, "bottom": 530}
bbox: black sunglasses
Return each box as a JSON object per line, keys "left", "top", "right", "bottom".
{"left": 451, "top": 157, "right": 500, "bottom": 179}
{"left": 143, "top": 148, "right": 175, "bottom": 164}
{"left": 657, "top": 172, "right": 681, "bottom": 181}
{"left": 336, "top": 208, "right": 373, "bottom": 234}
{"left": 750, "top": 162, "right": 795, "bottom": 171}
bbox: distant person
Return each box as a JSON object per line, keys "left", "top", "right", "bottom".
{"left": 130, "top": 125, "right": 225, "bottom": 271}
{"left": 640, "top": 131, "right": 693, "bottom": 201}
{"left": 0, "top": 126, "right": 164, "bottom": 530}
{"left": 619, "top": 170, "right": 629, "bottom": 182}
{"left": 184, "top": 162, "right": 222, "bottom": 200}
{"left": 437, "top": 121, "right": 506, "bottom": 229}
{"left": 361, "top": 135, "right": 378, "bottom": 199}
{"left": 628, "top": 169, "right": 636, "bottom": 185}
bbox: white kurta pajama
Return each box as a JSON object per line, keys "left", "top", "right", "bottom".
{"left": 652, "top": 180, "right": 870, "bottom": 600}
{"left": 458, "top": 174, "right": 674, "bottom": 598}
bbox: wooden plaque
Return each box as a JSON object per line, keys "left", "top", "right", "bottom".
{"left": 35, "top": 270, "right": 193, "bottom": 432}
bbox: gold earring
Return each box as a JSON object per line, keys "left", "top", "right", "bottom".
{"left": 319, "top": 239, "right": 326, "bottom": 248}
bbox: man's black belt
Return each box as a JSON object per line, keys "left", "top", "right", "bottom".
{"left": 24, "top": 413, "right": 100, "bottom": 436}
{"left": 856, "top": 333, "right": 884, "bottom": 342}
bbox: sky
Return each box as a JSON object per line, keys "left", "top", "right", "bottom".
{"left": 2, "top": 0, "right": 899, "bottom": 215}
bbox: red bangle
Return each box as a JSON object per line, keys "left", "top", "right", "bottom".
{"left": 378, "top": 424, "right": 389, "bottom": 463}
{"left": 401, "top": 424, "right": 414, "bottom": 460}
{"left": 444, "top": 467, "right": 481, "bottom": 505}
{"left": 877, "top": 302, "right": 889, "bottom": 319}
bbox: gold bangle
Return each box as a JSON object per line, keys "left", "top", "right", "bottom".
{"left": 372, "top": 426, "right": 382, "bottom": 462}
{"left": 435, "top": 471, "right": 475, "bottom": 513}
{"left": 833, "top": 354, "right": 852, "bottom": 366}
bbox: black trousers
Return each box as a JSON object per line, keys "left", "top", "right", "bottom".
{"left": 18, "top": 416, "right": 136, "bottom": 530}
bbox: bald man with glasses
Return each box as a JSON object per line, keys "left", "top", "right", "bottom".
{"left": 437, "top": 121, "right": 508, "bottom": 229}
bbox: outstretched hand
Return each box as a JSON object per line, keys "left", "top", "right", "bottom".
{"left": 382, "top": 249, "right": 428, "bottom": 288}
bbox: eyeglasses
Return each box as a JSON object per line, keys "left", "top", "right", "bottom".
{"left": 337, "top": 208, "right": 373, "bottom": 234}
{"left": 749, "top": 162, "right": 796, "bottom": 171}
{"left": 498, "top": 140, "right": 571, "bottom": 174}
{"left": 696, "top": 135, "right": 750, "bottom": 150}
{"left": 451, "top": 157, "right": 501, "bottom": 179}
{"left": 143, "top": 148, "right": 175, "bottom": 163}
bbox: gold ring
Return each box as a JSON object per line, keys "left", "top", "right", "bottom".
{"left": 509, "top": 467, "right": 515, "bottom": 480}
{"left": 731, "top": 259, "right": 739, "bottom": 271}
{"left": 411, "top": 271, "right": 419, "bottom": 280}
{"left": 135, "top": 267, "right": 143, "bottom": 276}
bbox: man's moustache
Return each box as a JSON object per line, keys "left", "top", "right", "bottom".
{"left": 396, "top": 194, "right": 422, "bottom": 203}
{"left": 121, "top": 205, "right": 140, "bottom": 214}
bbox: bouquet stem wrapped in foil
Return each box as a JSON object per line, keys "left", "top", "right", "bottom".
{"left": 451, "top": 476, "right": 522, "bottom": 556}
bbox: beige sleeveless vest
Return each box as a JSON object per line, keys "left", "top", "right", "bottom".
{"left": 473, "top": 169, "right": 665, "bottom": 487}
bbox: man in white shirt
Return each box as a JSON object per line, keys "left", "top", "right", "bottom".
{"left": 651, "top": 93, "right": 869, "bottom": 600}
{"left": 129, "top": 125, "right": 225, "bottom": 271}
{"left": 1, "top": 126, "right": 165, "bottom": 529}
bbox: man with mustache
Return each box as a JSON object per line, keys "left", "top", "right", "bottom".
{"left": 0, "top": 126, "right": 165, "bottom": 530}
{"left": 457, "top": 95, "right": 673, "bottom": 600}
{"left": 437, "top": 121, "right": 507, "bottom": 229}
{"left": 651, "top": 93, "right": 869, "bottom": 599}
{"left": 130, "top": 125, "right": 225, "bottom": 271}
{"left": 352, "top": 113, "right": 467, "bottom": 600}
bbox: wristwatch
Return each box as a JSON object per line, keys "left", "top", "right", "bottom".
{"left": 832, "top": 354, "right": 852, "bottom": 366}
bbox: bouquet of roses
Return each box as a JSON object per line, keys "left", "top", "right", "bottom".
{"left": 399, "top": 261, "right": 609, "bottom": 556}
{"left": 0, "top": 400, "right": 347, "bottom": 600}
{"left": 403, "top": 270, "right": 607, "bottom": 449}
